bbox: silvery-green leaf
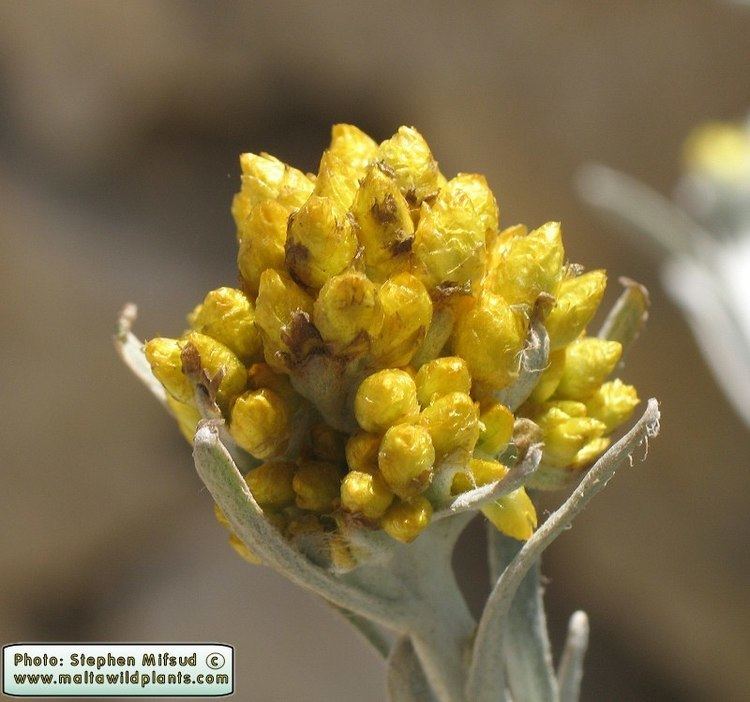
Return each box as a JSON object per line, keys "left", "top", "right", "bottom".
{"left": 193, "top": 421, "right": 402, "bottom": 628}
{"left": 576, "top": 164, "right": 714, "bottom": 258}
{"left": 597, "top": 278, "right": 649, "bottom": 354}
{"left": 387, "top": 636, "right": 436, "bottom": 702}
{"left": 113, "top": 304, "right": 167, "bottom": 406}
{"left": 333, "top": 605, "right": 391, "bottom": 659}
{"left": 488, "top": 530, "right": 557, "bottom": 702}
{"left": 466, "top": 399, "right": 660, "bottom": 702}
{"left": 663, "top": 258, "right": 750, "bottom": 428}
{"left": 557, "top": 611, "right": 589, "bottom": 702}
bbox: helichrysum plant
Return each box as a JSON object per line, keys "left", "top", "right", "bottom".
{"left": 579, "top": 116, "right": 750, "bottom": 429}
{"left": 116, "top": 124, "right": 660, "bottom": 702}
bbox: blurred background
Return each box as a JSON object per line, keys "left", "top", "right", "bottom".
{"left": 1, "top": 1, "right": 749, "bottom": 700}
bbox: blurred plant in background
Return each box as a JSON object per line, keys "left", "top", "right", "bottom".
{"left": 578, "top": 117, "right": 750, "bottom": 428}
{"left": 117, "top": 124, "right": 659, "bottom": 701}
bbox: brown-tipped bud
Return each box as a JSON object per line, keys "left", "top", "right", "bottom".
{"left": 285, "top": 195, "right": 358, "bottom": 289}
{"left": 254, "top": 270, "right": 315, "bottom": 370}
{"left": 350, "top": 163, "right": 415, "bottom": 281}
{"left": 377, "top": 126, "right": 442, "bottom": 205}
{"left": 183, "top": 331, "right": 248, "bottom": 412}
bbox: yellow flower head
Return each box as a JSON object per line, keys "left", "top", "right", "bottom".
{"left": 136, "top": 123, "right": 646, "bottom": 562}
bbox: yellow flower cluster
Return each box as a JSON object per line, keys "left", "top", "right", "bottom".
{"left": 144, "top": 124, "right": 640, "bottom": 564}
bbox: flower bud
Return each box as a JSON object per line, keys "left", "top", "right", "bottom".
{"left": 244, "top": 460, "right": 297, "bottom": 508}
{"left": 378, "top": 423, "right": 435, "bottom": 498}
{"left": 350, "top": 163, "right": 415, "bottom": 281}
{"left": 476, "top": 402, "right": 515, "bottom": 456}
{"left": 378, "top": 126, "right": 441, "bottom": 205}
{"left": 254, "top": 270, "right": 315, "bottom": 369}
{"left": 309, "top": 422, "right": 347, "bottom": 463}
{"left": 166, "top": 395, "right": 201, "bottom": 443}
{"left": 486, "top": 221, "right": 564, "bottom": 306}
{"left": 451, "top": 457, "right": 508, "bottom": 494}
{"left": 145, "top": 337, "right": 193, "bottom": 403}
{"left": 341, "top": 470, "right": 395, "bottom": 519}
{"left": 354, "top": 369, "right": 420, "bottom": 433}
{"left": 545, "top": 270, "right": 607, "bottom": 350}
{"left": 413, "top": 188, "right": 486, "bottom": 293}
{"left": 345, "top": 432, "right": 381, "bottom": 473}
{"left": 419, "top": 391, "right": 480, "bottom": 460}
{"left": 534, "top": 404, "right": 607, "bottom": 468}
{"left": 381, "top": 496, "right": 433, "bottom": 543}
{"left": 329, "top": 123, "right": 379, "bottom": 173}
{"left": 570, "top": 437, "right": 610, "bottom": 469}
{"left": 485, "top": 223, "right": 527, "bottom": 279}
{"left": 452, "top": 293, "right": 527, "bottom": 390}
{"left": 370, "top": 273, "right": 433, "bottom": 367}
{"left": 555, "top": 337, "right": 623, "bottom": 400}
{"left": 237, "top": 200, "right": 289, "bottom": 295}
{"left": 229, "top": 388, "right": 290, "bottom": 459}
{"left": 415, "top": 356, "right": 472, "bottom": 406}
{"left": 482, "top": 488, "right": 537, "bottom": 540}
{"left": 183, "top": 332, "right": 248, "bottom": 411}
{"left": 286, "top": 195, "right": 358, "bottom": 289}
{"left": 445, "top": 173, "right": 499, "bottom": 244}
{"left": 292, "top": 459, "right": 342, "bottom": 512}
{"left": 189, "top": 287, "right": 262, "bottom": 364}
{"left": 233, "top": 152, "right": 313, "bottom": 225}
{"left": 528, "top": 348, "right": 566, "bottom": 404}
{"left": 313, "top": 271, "right": 377, "bottom": 353}
{"left": 585, "top": 379, "right": 640, "bottom": 433}
{"left": 313, "top": 150, "right": 360, "bottom": 211}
